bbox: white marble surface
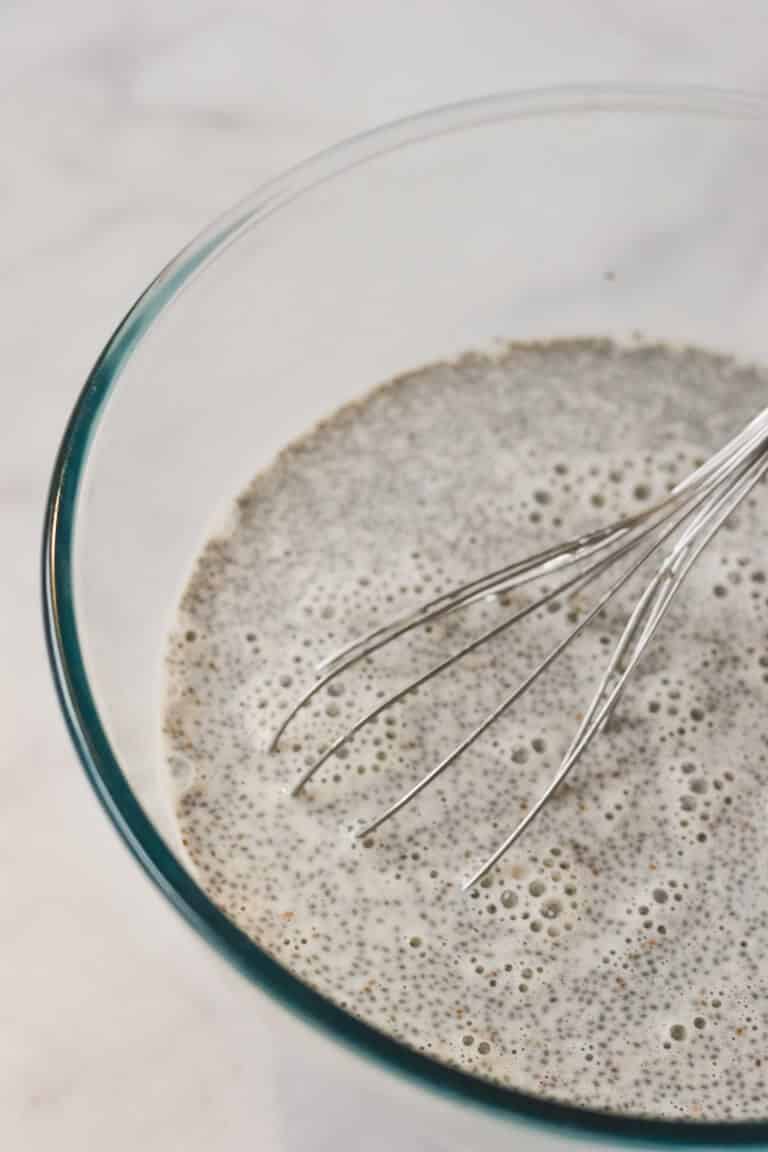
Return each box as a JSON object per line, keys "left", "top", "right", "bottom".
{"left": 3, "top": 3, "right": 768, "bottom": 1149}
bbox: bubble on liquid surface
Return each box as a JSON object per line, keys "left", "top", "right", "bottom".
{"left": 164, "top": 340, "right": 768, "bottom": 1122}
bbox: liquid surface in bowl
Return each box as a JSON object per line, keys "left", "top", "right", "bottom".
{"left": 164, "top": 340, "right": 768, "bottom": 1120}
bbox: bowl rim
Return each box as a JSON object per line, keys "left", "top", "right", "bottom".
{"left": 42, "top": 85, "right": 768, "bottom": 1147}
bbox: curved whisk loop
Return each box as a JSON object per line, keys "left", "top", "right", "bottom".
{"left": 270, "top": 405, "right": 768, "bottom": 889}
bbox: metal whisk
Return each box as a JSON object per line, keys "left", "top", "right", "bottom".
{"left": 271, "top": 406, "right": 768, "bottom": 889}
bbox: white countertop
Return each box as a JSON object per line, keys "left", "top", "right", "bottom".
{"left": 4, "top": 4, "right": 768, "bottom": 1149}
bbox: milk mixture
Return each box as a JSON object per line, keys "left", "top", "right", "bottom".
{"left": 164, "top": 340, "right": 768, "bottom": 1120}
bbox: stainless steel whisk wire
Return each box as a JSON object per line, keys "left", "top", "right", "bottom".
{"left": 271, "top": 406, "right": 768, "bottom": 889}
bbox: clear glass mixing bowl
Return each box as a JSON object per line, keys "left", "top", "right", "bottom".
{"left": 44, "top": 88, "right": 768, "bottom": 1147}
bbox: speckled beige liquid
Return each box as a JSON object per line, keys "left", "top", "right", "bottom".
{"left": 164, "top": 341, "right": 768, "bottom": 1121}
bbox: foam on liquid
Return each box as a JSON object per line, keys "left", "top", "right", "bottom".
{"left": 164, "top": 340, "right": 768, "bottom": 1120}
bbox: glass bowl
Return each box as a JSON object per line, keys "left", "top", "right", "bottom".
{"left": 44, "top": 87, "right": 768, "bottom": 1148}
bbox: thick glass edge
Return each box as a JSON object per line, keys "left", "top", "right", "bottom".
{"left": 41, "top": 86, "right": 768, "bottom": 1147}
